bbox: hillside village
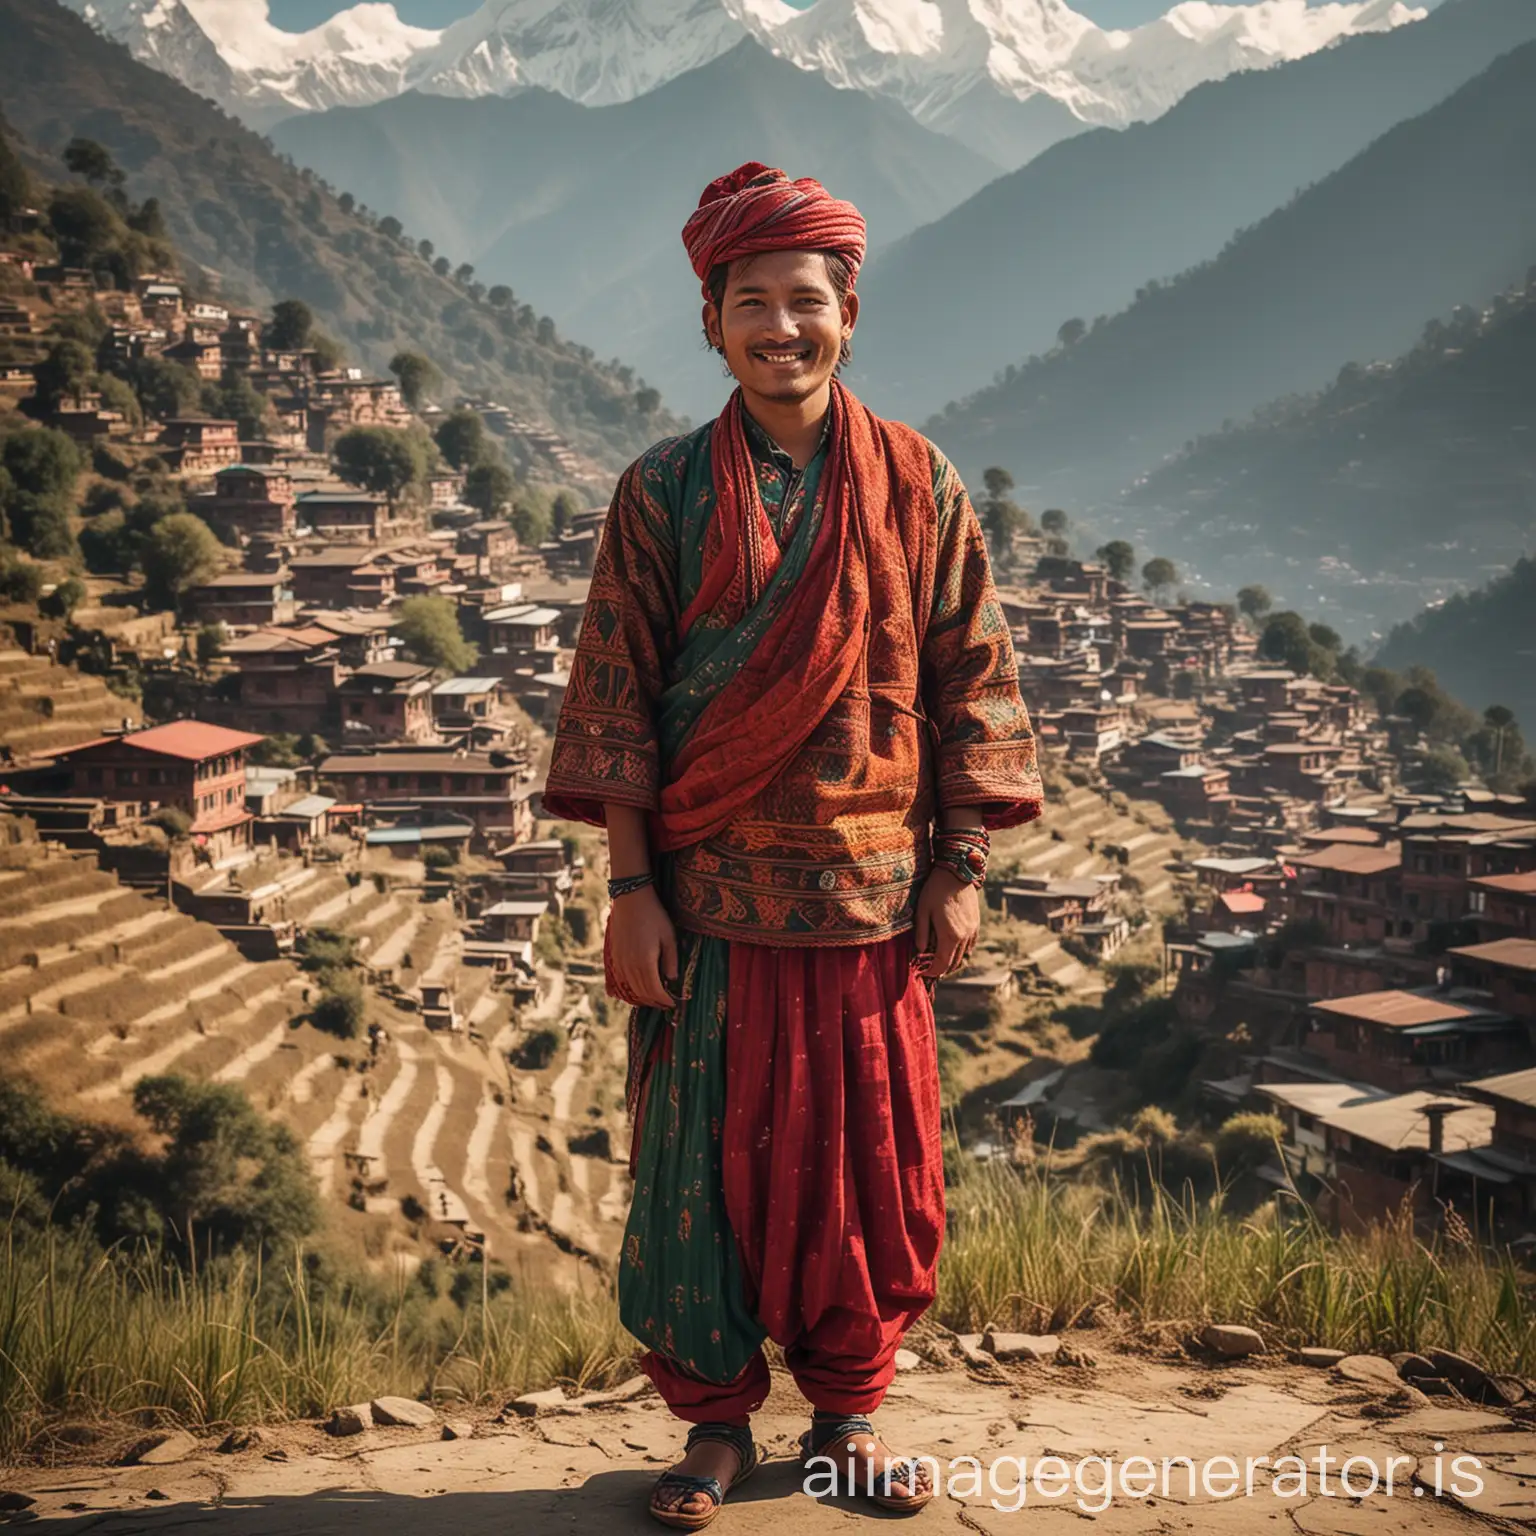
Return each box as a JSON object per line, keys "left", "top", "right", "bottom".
{"left": 3, "top": 123, "right": 1536, "bottom": 1317}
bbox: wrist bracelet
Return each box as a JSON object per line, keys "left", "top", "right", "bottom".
{"left": 608, "top": 871, "right": 655, "bottom": 899}
{"left": 931, "top": 827, "right": 990, "bottom": 888}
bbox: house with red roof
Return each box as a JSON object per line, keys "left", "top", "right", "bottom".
{"left": 42, "top": 721, "right": 265, "bottom": 854}
{"left": 1301, "top": 988, "right": 1526, "bottom": 1093}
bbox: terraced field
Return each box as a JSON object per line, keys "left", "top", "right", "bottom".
{"left": 0, "top": 826, "right": 629, "bottom": 1288}
{"left": 0, "top": 647, "right": 140, "bottom": 760}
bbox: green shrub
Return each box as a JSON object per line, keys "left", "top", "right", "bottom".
{"left": 298, "top": 925, "right": 357, "bottom": 973}
{"left": 513, "top": 1026, "right": 561, "bottom": 1071}
{"left": 147, "top": 804, "right": 192, "bottom": 838}
{"left": 312, "top": 972, "right": 365, "bottom": 1039}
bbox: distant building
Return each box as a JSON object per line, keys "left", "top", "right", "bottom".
{"left": 159, "top": 417, "right": 240, "bottom": 474}
{"left": 41, "top": 720, "right": 265, "bottom": 855}
{"left": 187, "top": 572, "right": 296, "bottom": 630}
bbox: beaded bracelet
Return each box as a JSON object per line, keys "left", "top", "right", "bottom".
{"left": 931, "top": 826, "right": 990, "bottom": 888}
{"left": 607, "top": 871, "right": 655, "bottom": 899}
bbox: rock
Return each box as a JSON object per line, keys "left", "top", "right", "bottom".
{"left": 327, "top": 1404, "right": 373, "bottom": 1437}
{"left": 145, "top": 1489, "right": 169, "bottom": 1500}
{"left": 370, "top": 1396, "right": 437, "bottom": 1428}
{"left": 1490, "top": 1373, "right": 1528, "bottom": 1405}
{"left": 507, "top": 1387, "right": 571, "bottom": 1417}
{"left": 983, "top": 1331, "right": 1060, "bottom": 1362}
{"left": 1201, "top": 1324, "right": 1265, "bottom": 1358}
{"left": 441, "top": 1420, "right": 474, "bottom": 1441}
{"left": 217, "top": 1428, "right": 266, "bottom": 1454}
{"left": 568, "top": 1376, "right": 651, "bottom": 1410}
{"left": 1393, "top": 1352, "right": 1436, "bottom": 1380}
{"left": 0, "top": 1492, "right": 37, "bottom": 1512}
{"left": 894, "top": 1348, "right": 922, "bottom": 1372}
{"left": 1361, "top": 1386, "right": 1430, "bottom": 1418}
{"left": 263, "top": 1449, "right": 289, "bottom": 1462}
{"left": 1334, "top": 1354, "right": 1403, "bottom": 1390}
{"left": 955, "top": 1334, "right": 997, "bottom": 1369}
{"left": 1296, "top": 1347, "right": 1346, "bottom": 1368}
{"left": 1424, "top": 1349, "right": 1516, "bottom": 1405}
{"left": 123, "top": 1430, "right": 198, "bottom": 1466}
{"left": 1415, "top": 1376, "right": 1456, "bottom": 1396}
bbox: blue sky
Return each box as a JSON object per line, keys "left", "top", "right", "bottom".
{"left": 268, "top": 0, "right": 1178, "bottom": 32}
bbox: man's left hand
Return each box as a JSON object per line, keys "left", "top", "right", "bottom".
{"left": 914, "top": 867, "right": 980, "bottom": 978}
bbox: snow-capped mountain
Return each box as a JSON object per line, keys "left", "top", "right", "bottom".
{"left": 407, "top": 0, "right": 745, "bottom": 105}
{"left": 71, "top": 0, "right": 437, "bottom": 124}
{"left": 65, "top": 0, "right": 1427, "bottom": 149}
{"left": 727, "top": 0, "right": 1422, "bottom": 132}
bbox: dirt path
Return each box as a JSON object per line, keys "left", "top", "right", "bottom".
{"left": 6, "top": 1355, "right": 1530, "bottom": 1533}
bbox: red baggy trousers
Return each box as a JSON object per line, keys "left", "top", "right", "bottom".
{"left": 639, "top": 928, "right": 946, "bottom": 1423}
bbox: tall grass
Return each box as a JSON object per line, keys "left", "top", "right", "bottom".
{"left": 5, "top": 1154, "right": 1535, "bottom": 1457}
{"left": 938, "top": 1151, "right": 1536, "bottom": 1369}
{"left": 0, "top": 1219, "right": 635, "bottom": 1460}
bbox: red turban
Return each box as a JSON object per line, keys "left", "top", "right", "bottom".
{"left": 681, "top": 161, "right": 867, "bottom": 296}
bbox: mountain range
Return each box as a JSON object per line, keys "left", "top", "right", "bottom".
{"left": 924, "top": 39, "right": 1536, "bottom": 517}
{"left": 272, "top": 41, "right": 1000, "bottom": 420}
{"left": 1128, "top": 275, "right": 1536, "bottom": 629}
{"left": 850, "top": 0, "right": 1536, "bottom": 421}
{"left": 66, "top": 0, "right": 1424, "bottom": 166}
{"left": 0, "top": 0, "right": 684, "bottom": 470}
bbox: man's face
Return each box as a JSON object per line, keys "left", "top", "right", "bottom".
{"left": 704, "top": 249, "right": 858, "bottom": 405}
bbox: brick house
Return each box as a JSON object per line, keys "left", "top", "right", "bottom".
{"left": 317, "top": 746, "right": 534, "bottom": 844}
{"left": 161, "top": 331, "right": 223, "bottom": 380}
{"left": 1458, "top": 1066, "right": 1536, "bottom": 1233}
{"left": 289, "top": 550, "right": 395, "bottom": 609}
{"left": 187, "top": 572, "right": 296, "bottom": 630}
{"left": 332, "top": 661, "right": 437, "bottom": 743}
{"left": 1285, "top": 843, "right": 1405, "bottom": 947}
{"left": 431, "top": 676, "right": 506, "bottom": 736}
{"left": 194, "top": 465, "right": 297, "bottom": 541}
{"left": 159, "top": 417, "right": 240, "bottom": 474}
{"left": 1300, "top": 989, "right": 1525, "bottom": 1093}
{"left": 1448, "top": 939, "right": 1536, "bottom": 1029}
{"left": 999, "top": 875, "right": 1115, "bottom": 931}
{"left": 221, "top": 626, "right": 345, "bottom": 734}
{"left": 1472, "top": 870, "right": 1536, "bottom": 941}
{"left": 42, "top": 721, "right": 265, "bottom": 855}
{"left": 1311, "top": 1090, "right": 1494, "bottom": 1232}
{"left": 296, "top": 489, "right": 390, "bottom": 542}
{"left": 484, "top": 604, "right": 561, "bottom": 661}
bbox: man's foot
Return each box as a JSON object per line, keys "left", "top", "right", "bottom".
{"left": 804, "top": 1416, "right": 935, "bottom": 1507}
{"left": 650, "top": 1424, "right": 756, "bottom": 1526}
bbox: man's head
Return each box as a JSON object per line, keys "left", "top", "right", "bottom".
{"left": 683, "top": 162, "right": 866, "bottom": 407}
{"left": 702, "top": 249, "right": 858, "bottom": 404}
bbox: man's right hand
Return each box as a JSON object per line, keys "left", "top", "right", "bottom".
{"left": 605, "top": 884, "right": 679, "bottom": 1008}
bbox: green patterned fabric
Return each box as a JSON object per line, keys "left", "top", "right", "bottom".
{"left": 619, "top": 925, "right": 768, "bottom": 1383}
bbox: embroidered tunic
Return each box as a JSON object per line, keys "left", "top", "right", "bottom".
{"left": 543, "top": 407, "right": 1043, "bottom": 947}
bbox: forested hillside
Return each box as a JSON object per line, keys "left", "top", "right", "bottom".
{"left": 925, "top": 42, "right": 1536, "bottom": 507}
{"left": 0, "top": 0, "right": 681, "bottom": 470}
{"left": 1376, "top": 560, "right": 1536, "bottom": 728}
{"left": 1130, "top": 278, "right": 1536, "bottom": 579}
{"left": 853, "top": 0, "right": 1536, "bottom": 421}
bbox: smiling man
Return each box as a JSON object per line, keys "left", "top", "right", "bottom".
{"left": 543, "top": 162, "right": 1044, "bottom": 1528}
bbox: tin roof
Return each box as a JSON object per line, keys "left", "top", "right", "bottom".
{"left": 1312, "top": 990, "right": 1485, "bottom": 1029}
{"left": 1450, "top": 937, "right": 1536, "bottom": 974}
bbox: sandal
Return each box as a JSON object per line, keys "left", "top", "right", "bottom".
{"left": 798, "top": 1412, "right": 934, "bottom": 1513}
{"left": 649, "top": 1420, "right": 762, "bottom": 1530}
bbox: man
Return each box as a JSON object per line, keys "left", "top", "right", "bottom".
{"left": 543, "top": 162, "right": 1043, "bottom": 1527}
